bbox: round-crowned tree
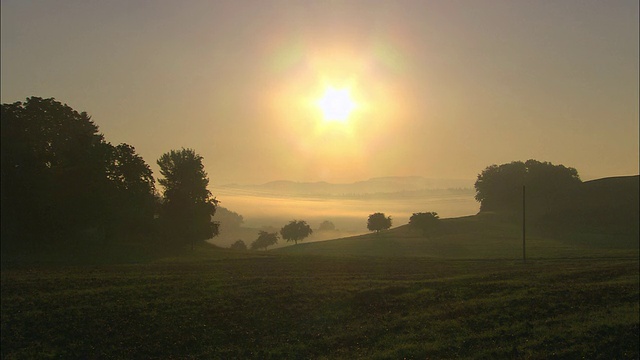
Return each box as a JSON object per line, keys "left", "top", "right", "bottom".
{"left": 318, "top": 220, "right": 336, "bottom": 232}
{"left": 280, "top": 220, "right": 313, "bottom": 245}
{"left": 367, "top": 212, "right": 392, "bottom": 233}
{"left": 230, "top": 239, "right": 247, "bottom": 251}
{"left": 474, "top": 159, "right": 581, "bottom": 213}
{"left": 250, "top": 231, "right": 279, "bottom": 251}
{"left": 409, "top": 212, "right": 440, "bottom": 235}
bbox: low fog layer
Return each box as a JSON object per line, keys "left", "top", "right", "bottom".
{"left": 210, "top": 177, "right": 478, "bottom": 248}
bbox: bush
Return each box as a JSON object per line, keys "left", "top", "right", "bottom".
{"left": 409, "top": 212, "right": 440, "bottom": 235}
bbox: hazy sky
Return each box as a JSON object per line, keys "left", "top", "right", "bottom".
{"left": 2, "top": 0, "right": 638, "bottom": 185}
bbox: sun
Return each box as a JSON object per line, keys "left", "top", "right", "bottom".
{"left": 317, "top": 87, "right": 356, "bottom": 122}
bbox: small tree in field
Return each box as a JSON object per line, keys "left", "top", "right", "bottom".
{"left": 230, "top": 239, "right": 247, "bottom": 251}
{"left": 367, "top": 212, "right": 392, "bottom": 233}
{"left": 250, "top": 231, "right": 278, "bottom": 251}
{"left": 280, "top": 220, "right": 313, "bottom": 245}
{"left": 318, "top": 220, "right": 336, "bottom": 231}
{"left": 409, "top": 212, "right": 440, "bottom": 235}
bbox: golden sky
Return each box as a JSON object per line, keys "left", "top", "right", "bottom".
{"left": 2, "top": 0, "right": 638, "bottom": 185}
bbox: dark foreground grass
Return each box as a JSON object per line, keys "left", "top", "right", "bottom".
{"left": 2, "top": 254, "right": 638, "bottom": 359}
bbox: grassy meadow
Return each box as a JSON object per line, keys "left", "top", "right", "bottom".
{"left": 2, "top": 239, "right": 638, "bottom": 359}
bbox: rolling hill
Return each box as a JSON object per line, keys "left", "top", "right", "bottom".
{"left": 275, "top": 176, "right": 639, "bottom": 259}
{"left": 216, "top": 176, "right": 474, "bottom": 197}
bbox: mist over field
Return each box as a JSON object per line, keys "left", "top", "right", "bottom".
{"left": 210, "top": 177, "right": 478, "bottom": 247}
{"left": 1, "top": 1, "right": 638, "bottom": 358}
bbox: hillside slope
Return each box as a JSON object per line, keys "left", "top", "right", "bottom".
{"left": 573, "top": 175, "right": 638, "bottom": 233}
{"left": 276, "top": 175, "right": 639, "bottom": 258}
{"left": 275, "top": 213, "right": 638, "bottom": 259}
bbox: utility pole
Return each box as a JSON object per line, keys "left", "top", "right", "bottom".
{"left": 523, "top": 185, "right": 526, "bottom": 263}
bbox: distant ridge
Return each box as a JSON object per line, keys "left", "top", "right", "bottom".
{"left": 217, "top": 176, "right": 475, "bottom": 197}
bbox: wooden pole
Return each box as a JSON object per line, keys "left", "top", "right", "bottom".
{"left": 523, "top": 185, "right": 526, "bottom": 263}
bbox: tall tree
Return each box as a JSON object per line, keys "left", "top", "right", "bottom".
{"left": 1, "top": 97, "right": 156, "bottom": 251}
{"left": 104, "top": 143, "right": 156, "bottom": 242}
{"left": 2, "top": 97, "right": 106, "bottom": 248}
{"left": 367, "top": 212, "right": 392, "bottom": 233}
{"left": 280, "top": 220, "right": 313, "bottom": 245}
{"left": 157, "top": 148, "right": 219, "bottom": 249}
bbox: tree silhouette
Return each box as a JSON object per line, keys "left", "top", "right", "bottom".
{"left": 230, "top": 239, "right": 247, "bottom": 251}
{"left": 318, "top": 220, "right": 336, "bottom": 231}
{"left": 1, "top": 97, "right": 156, "bottom": 251}
{"left": 474, "top": 160, "right": 581, "bottom": 218}
{"left": 215, "top": 207, "right": 244, "bottom": 233}
{"left": 157, "top": 148, "right": 219, "bottom": 250}
{"left": 367, "top": 213, "right": 392, "bottom": 233}
{"left": 409, "top": 212, "right": 440, "bottom": 235}
{"left": 1, "top": 97, "right": 105, "bottom": 246}
{"left": 250, "top": 231, "right": 278, "bottom": 250}
{"left": 280, "top": 220, "right": 313, "bottom": 245}
{"left": 104, "top": 143, "right": 156, "bottom": 242}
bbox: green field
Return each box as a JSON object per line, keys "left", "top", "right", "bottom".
{"left": 2, "top": 241, "right": 638, "bottom": 359}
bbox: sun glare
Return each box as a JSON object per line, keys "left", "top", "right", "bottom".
{"left": 317, "top": 87, "right": 355, "bottom": 122}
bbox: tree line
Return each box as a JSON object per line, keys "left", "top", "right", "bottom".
{"left": 1, "top": 97, "right": 217, "bottom": 255}
{"left": 3, "top": 97, "right": 603, "bottom": 256}
{"left": 230, "top": 220, "right": 314, "bottom": 251}
{"left": 229, "top": 212, "right": 446, "bottom": 251}
{"left": 474, "top": 159, "right": 581, "bottom": 215}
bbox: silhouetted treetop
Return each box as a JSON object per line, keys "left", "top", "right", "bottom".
{"left": 367, "top": 212, "right": 392, "bottom": 233}
{"left": 158, "top": 148, "right": 212, "bottom": 203}
{"left": 318, "top": 220, "right": 336, "bottom": 232}
{"left": 409, "top": 212, "right": 440, "bottom": 235}
{"left": 107, "top": 144, "right": 155, "bottom": 194}
{"left": 474, "top": 159, "right": 581, "bottom": 215}
{"left": 230, "top": 239, "right": 247, "bottom": 251}
{"left": 280, "top": 220, "right": 313, "bottom": 245}
{"left": 251, "top": 231, "right": 278, "bottom": 251}
{"left": 157, "top": 148, "right": 219, "bottom": 250}
{"left": 216, "top": 207, "right": 244, "bottom": 230}
{"left": 1, "top": 97, "right": 156, "bottom": 250}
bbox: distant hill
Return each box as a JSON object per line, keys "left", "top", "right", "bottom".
{"left": 216, "top": 176, "right": 474, "bottom": 198}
